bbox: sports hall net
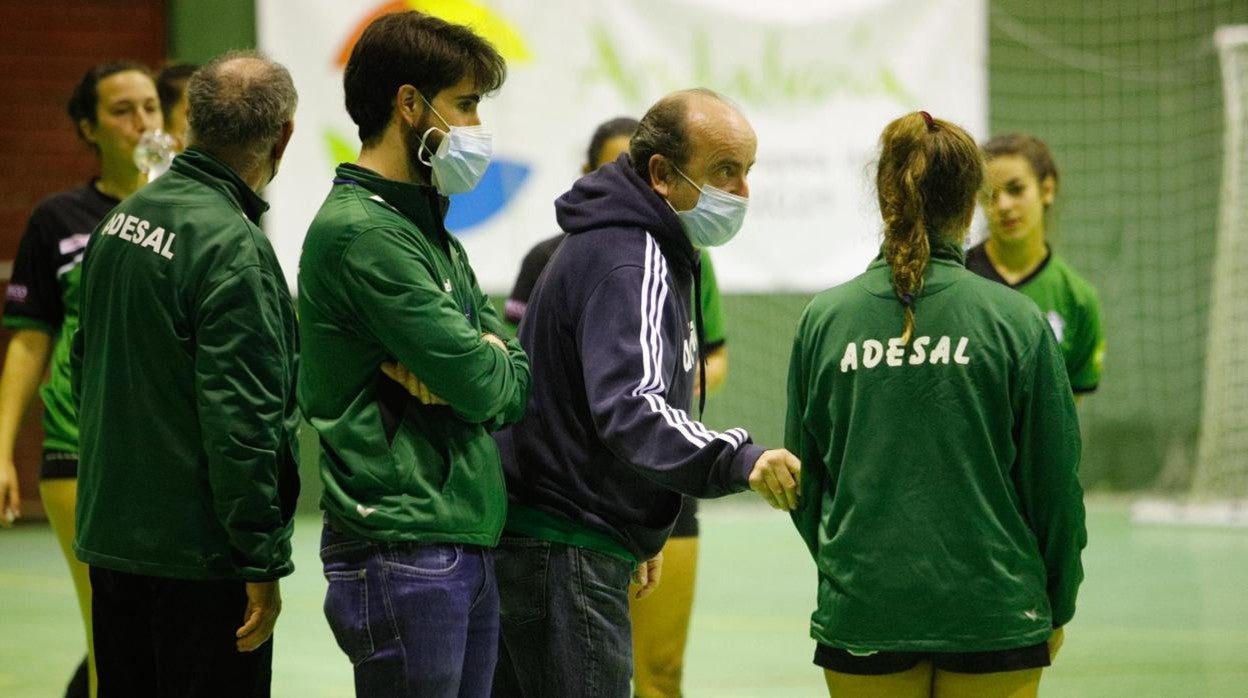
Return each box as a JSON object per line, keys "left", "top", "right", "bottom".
{"left": 983, "top": 2, "right": 1248, "bottom": 493}
{"left": 1192, "top": 26, "right": 1248, "bottom": 501}
{"left": 704, "top": 5, "right": 1248, "bottom": 498}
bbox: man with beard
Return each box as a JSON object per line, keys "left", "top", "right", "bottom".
{"left": 297, "top": 11, "right": 530, "bottom": 697}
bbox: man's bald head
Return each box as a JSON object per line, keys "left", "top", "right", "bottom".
{"left": 630, "top": 88, "right": 757, "bottom": 214}
{"left": 187, "top": 50, "right": 297, "bottom": 164}
{"left": 629, "top": 88, "right": 751, "bottom": 184}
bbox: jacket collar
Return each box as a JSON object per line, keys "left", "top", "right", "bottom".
{"left": 868, "top": 236, "right": 967, "bottom": 270}
{"left": 859, "top": 236, "right": 969, "bottom": 299}
{"left": 556, "top": 155, "right": 698, "bottom": 273}
{"left": 931, "top": 237, "right": 966, "bottom": 265}
{"left": 624, "top": 159, "right": 698, "bottom": 271}
{"left": 169, "top": 148, "right": 269, "bottom": 224}
{"left": 333, "top": 163, "right": 449, "bottom": 236}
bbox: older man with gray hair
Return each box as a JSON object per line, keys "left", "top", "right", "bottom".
{"left": 69, "top": 51, "right": 299, "bottom": 697}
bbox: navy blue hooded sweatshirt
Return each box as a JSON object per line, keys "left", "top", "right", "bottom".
{"left": 496, "top": 155, "right": 766, "bottom": 561}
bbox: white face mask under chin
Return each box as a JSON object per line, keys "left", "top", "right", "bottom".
{"left": 416, "top": 98, "right": 493, "bottom": 195}
{"left": 670, "top": 166, "right": 749, "bottom": 248}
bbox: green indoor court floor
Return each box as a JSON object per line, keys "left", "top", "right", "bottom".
{"left": 1, "top": 497, "right": 1245, "bottom": 697}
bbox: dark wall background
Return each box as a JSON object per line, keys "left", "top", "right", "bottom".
{"left": 0, "top": 0, "right": 166, "bottom": 516}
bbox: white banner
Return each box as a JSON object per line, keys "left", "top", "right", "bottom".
{"left": 258, "top": 0, "right": 986, "bottom": 293}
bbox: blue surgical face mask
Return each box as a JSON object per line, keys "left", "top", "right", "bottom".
{"left": 671, "top": 166, "right": 749, "bottom": 248}
{"left": 417, "top": 96, "right": 492, "bottom": 195}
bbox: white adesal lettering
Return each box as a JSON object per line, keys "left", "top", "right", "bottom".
{"left": 929, "top": 336, "right": 951, "bottom": 364}
{"left": 954, "top": 336, "right": 971, "bottom": 365}
{"left": 838, "top": 335, "right": 971, "bottom": 372}
{"left": 862, "top": 339, "right": 883, "bottom": 368}
{"left": 908, "top": 336, "right": 929, "bottom": 365}
{"left": 119, "top": 215, "right": 139, "bottom": 241}
{"left": 133, "top": 219, "right": 150, "bottom": 245}
{"left": 886, "top": 337, "right": 905, "bottom": 367}
{"left": 103, "top": 212, "right": 123, "bottom": 236}
{"left": 140, "top": 227, "right": 165, "bottom": 253}
{"left": 840, "top": 342, "right": 858, "bottom": 373}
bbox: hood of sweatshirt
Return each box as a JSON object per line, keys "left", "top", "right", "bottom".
{"left": 555, "top": 154, "right": 698, "bottom": 273}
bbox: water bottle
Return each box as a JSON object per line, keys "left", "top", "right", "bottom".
{"left": 134, "top": 129, "right": 178, "bottom": 182}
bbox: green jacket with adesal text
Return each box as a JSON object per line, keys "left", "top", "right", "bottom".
{"left": 71, "top": 149, "right": 300, "bottom": 581}
{"left": 298, "top": 164, "right": 530, "bottom": 544}
{"left": 786, "top": 240, "right": 1086, "bottom": 653}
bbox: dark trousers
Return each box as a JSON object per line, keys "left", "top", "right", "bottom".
{"left": 492, "top": 537, "right": 635, "bottom": 697}
{"left": 89, "top": 566, "right": 272, "bottom": 698}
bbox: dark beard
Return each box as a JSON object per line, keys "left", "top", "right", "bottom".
{"left": 404, "top": 118, "right": 440, "bottom": 185}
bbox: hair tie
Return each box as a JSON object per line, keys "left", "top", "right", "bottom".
{"left": 900, "top": 293, "right": 915, "bottom": 307}
{"left": 919, "top": 111, "right": 936, "bottom": 132}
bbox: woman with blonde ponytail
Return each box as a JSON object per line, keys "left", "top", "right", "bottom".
{"left": 785, "top": 112, "right": 1086, "bottom": 697}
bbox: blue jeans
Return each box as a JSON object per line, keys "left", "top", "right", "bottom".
{"left": 492, "top": 536, "right": 634, "bottom": 697}
{"left": 320, "top": 518, "right": 499, "bottom": 697}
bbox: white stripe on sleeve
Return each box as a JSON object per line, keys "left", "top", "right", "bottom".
{"left": 629, "top": 234, "right": 750, "bottom": 451}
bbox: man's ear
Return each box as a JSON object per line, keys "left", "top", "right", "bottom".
{"left": 395, "top": 84, "right": 422, "bottom": 128}
{"left": 273, "top": 120, "right": 295, "bottom": 162}
{"left": 649, "top": 154, "right": 672, "bottom": 198}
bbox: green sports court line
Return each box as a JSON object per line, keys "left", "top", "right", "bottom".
{"left": 0, "top": 497, "right": 1245, "bottom": 697}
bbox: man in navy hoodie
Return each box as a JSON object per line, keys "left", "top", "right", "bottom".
{"left": 492, "top": 89, "right": 801, "bottom": 697}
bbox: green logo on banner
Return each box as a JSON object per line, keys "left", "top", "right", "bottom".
{"left": 582, "top": 25, "right": 915, "bottom": 107}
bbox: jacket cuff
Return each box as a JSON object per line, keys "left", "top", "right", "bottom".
{"left": 237, "top": 560, "right": 294, "bottom": 582}
{"left": 730, "top": 443, "right": 768, "bottom": 491}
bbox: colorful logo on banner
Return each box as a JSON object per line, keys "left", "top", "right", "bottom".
{"left": 328, "top": 0, "right": 533, "bottom": 232}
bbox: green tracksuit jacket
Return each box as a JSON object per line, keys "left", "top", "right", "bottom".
{"left": 786, "top": 240, "right": 1086, "bottom": 653}
{"left": 298, "top": 164, "right": 529, "bottom": 544}
{"left": 71, "top": 149, "right": 300, "bottom": 581}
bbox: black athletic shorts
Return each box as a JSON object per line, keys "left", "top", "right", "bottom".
{"left": 41, "top": 450, "right": 78, "bottom": 480}
{"left": 670, "top": 495, "right": 699, "bottom": 538}
{"left": 814, "top": 640, "right": 1051, "bottom": 675}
